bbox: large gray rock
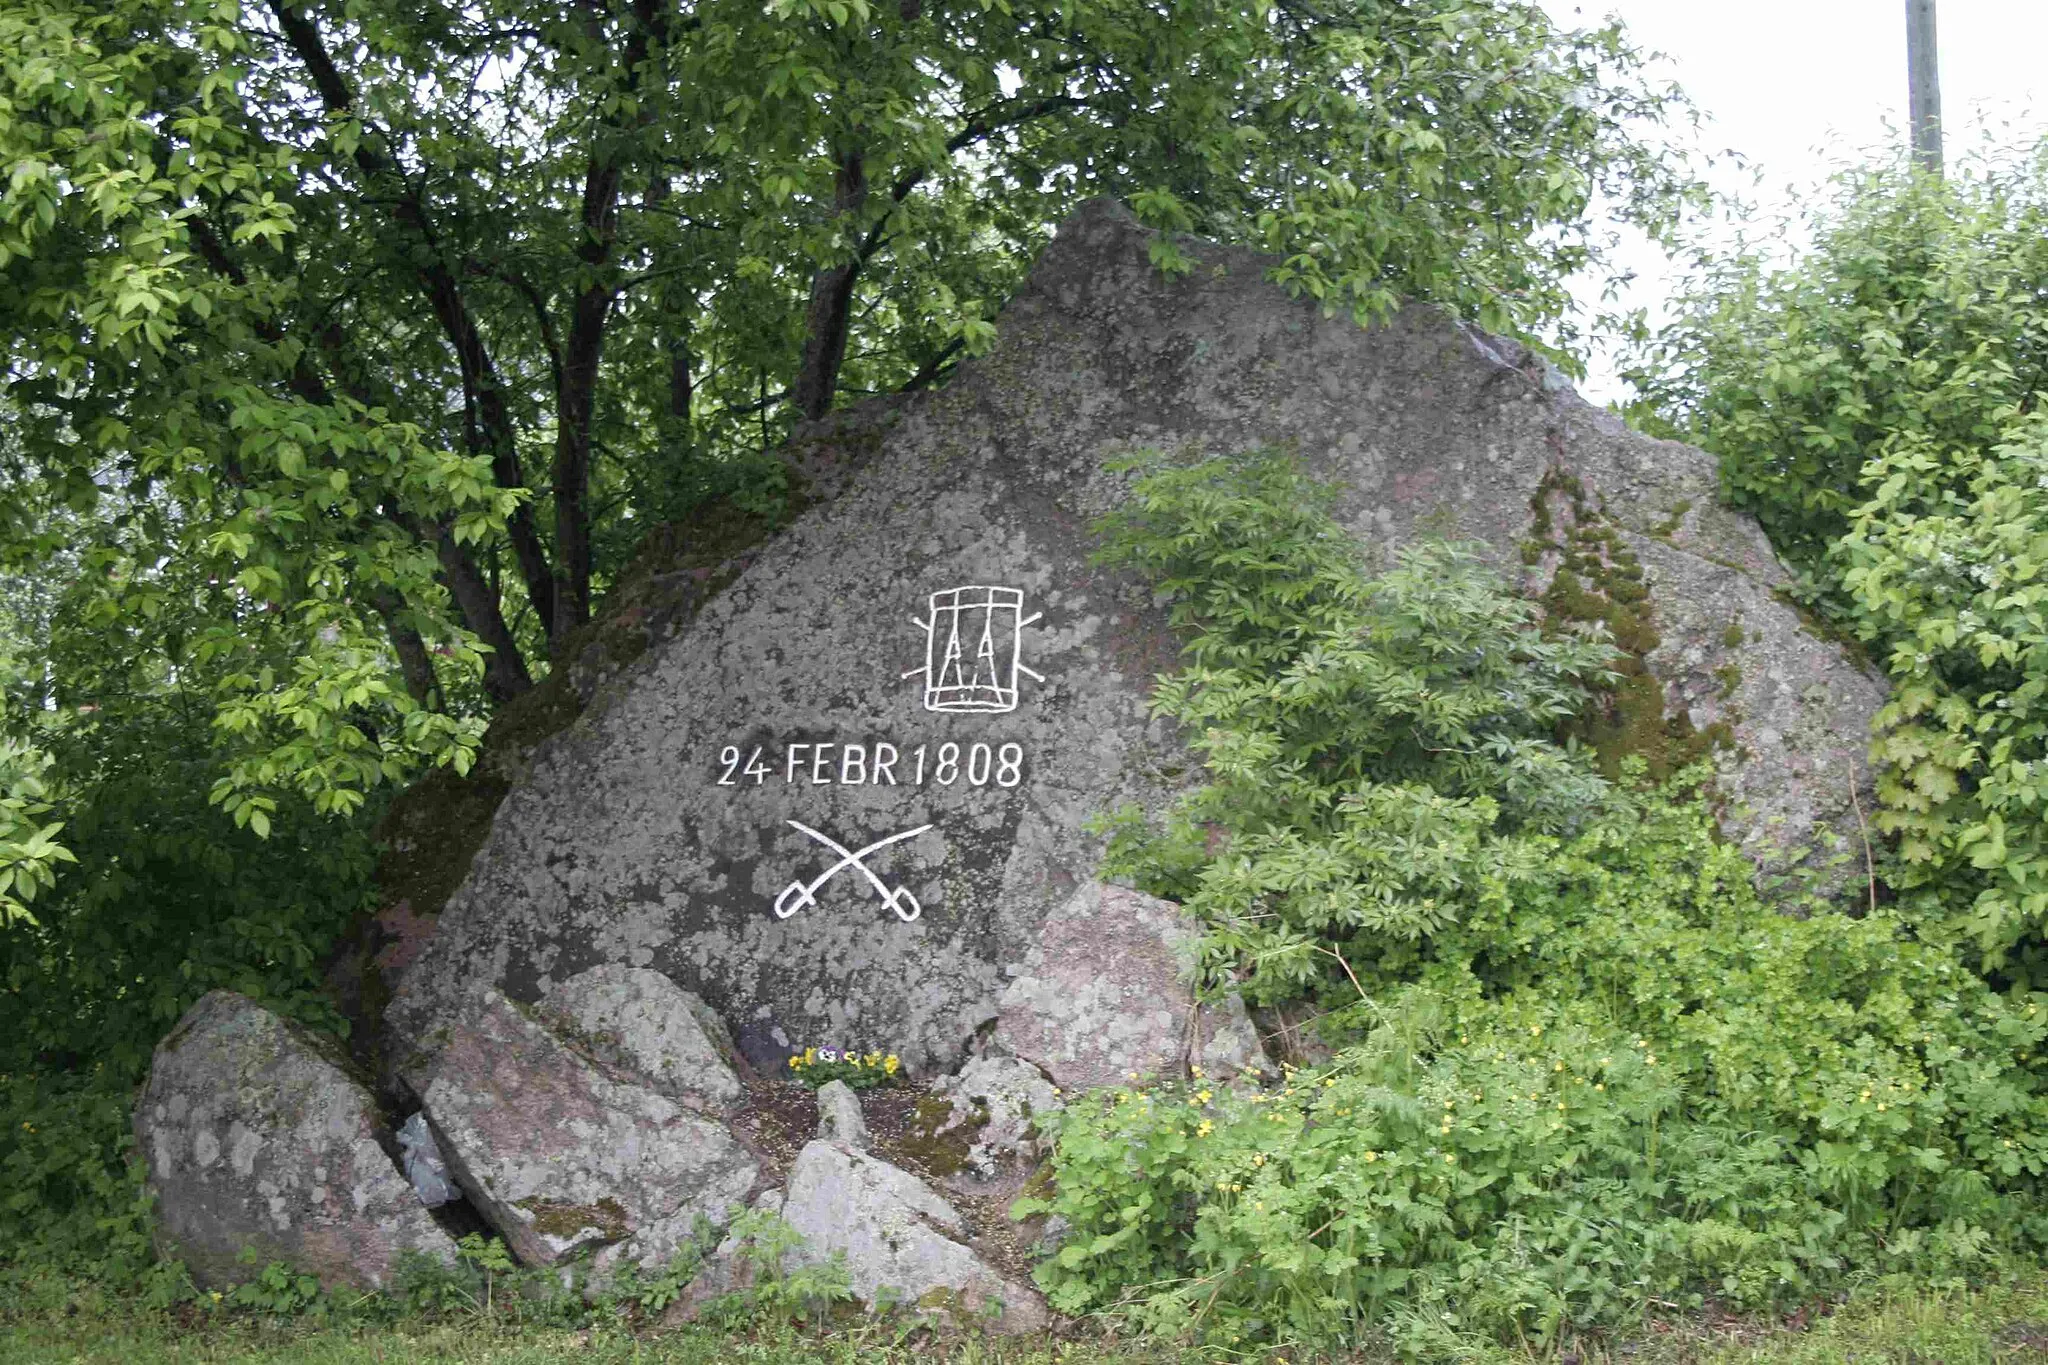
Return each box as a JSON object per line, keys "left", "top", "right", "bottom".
{"left": 996, "top": 881, "right": 1261, "bottom": 1094}
{"left": 777, "top": 1140, "right": 1049, "bottom": 1332}
{"left": 135, "top": 991, "right": 455, "bottom": 1290}
{"left": 385, "top": 198, "right": 1882, "bottom": 1073}
{"left": 405, "top": 988, "right": 757, "bottom": 1272}
{"left": 537, "top": 964, "right": 744, "bottom": 1114}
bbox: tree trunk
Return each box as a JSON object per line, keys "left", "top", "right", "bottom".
{"left": 545, "top": 0, "right": 666, "bottom": 647}
{"left": 371, "top": 590, "right": 439, "bottom": 707}
{"left": 669, "top": 328, "right": 693, "bottom": 422}
{"left": 433, "top": 529, "right": 535, "bottom": 705}
{"left": 387, "top": 511, "right": 534, "bottom": 704}
{"left": 790, "top": 150, "right": 869, "bottom": 421}
{"left": 549, "top": 155, "right": 623, "bottom": 647}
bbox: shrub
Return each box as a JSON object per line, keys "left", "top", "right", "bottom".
{"left": 1839, "top": 415, "right": 2048, "bottom": 976}
{"left": 1628, "top": 139, "right": 2048, "bottom": 977}
{"left": 1624, "top": 144, "right": 2048, "bottom": 582}
{"left": 1092, "top": 450, "right": 1618, "bottom": 1006}
{"left": 0, "top": 697, "right": 376, "bottom": 1278}
{"left": 1023, "top": 451, "right": 2048, "bottom": 1353}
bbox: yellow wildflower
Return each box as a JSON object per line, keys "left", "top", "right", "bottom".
{"left": 883, "top": 1054, "right": 900, "bottom": 1076}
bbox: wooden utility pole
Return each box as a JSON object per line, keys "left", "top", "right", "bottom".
{"left": 1906, "top": 0, "right": 1942, "bottom": 176}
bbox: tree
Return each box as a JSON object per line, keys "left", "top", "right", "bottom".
{"left": 1627, "top": 139, "right": 2048, "bottom": 979}
{"left": 1, "top": 0, "right": 1699, "bottom": 825}
{"left": 1625, "top": 145, "right": 2048, "bottom": 581}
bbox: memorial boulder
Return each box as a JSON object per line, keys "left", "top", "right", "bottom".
{"left": 383, "top": 198, "right": 1884, "bottom": 1079}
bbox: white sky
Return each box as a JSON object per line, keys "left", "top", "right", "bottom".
{"left": 1536, "top": 0, "right": 2048, "bottom": 401}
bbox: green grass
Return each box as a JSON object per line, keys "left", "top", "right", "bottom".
{"left": 5, "top": 1275, "right": 2048, "bottom": 1365}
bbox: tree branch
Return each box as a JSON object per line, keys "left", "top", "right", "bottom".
{"left": 787, "top": 92, "right": 1097, "bottom": 420}
{"left": 790, "top": 148, "right": 869, "bottom": 421}
{"left": 898, "top": 337, "right": 965, "bottom": 393}
{"left": 266, "top": 0, "right": 558, "bottom": 644}
{"left": 180, "top": 198, "right": 535, "bottom": 702}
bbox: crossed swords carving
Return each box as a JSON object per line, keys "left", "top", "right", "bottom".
{"left": 773, "top": 820, "right": 933, "bottom": 923}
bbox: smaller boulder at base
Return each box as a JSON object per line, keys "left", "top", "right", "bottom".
{"left": 135, "top": 991, "right": 455, "bottom": 1291}
{"left": 995, "top": 881, "right": 1264, "bottom": 1093}
{"left": 813, "top": 1079, "right": 868, "bottom": 1149}
{"left": 776, "top": 1139, "right": 1049, "bottom": 1333}
{"left": 536, "top": 964, "right": 745, "bottom": 1114}
{"left": 930, "top": 1055, "right": 1061, "bottom": 1182}
{"left": 406, "top": 987, "right": 758, "bottom": 1273}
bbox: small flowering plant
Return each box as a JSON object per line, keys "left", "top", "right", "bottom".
{"left": 786, "top": 1045, "right": 902, "bottom": 1091}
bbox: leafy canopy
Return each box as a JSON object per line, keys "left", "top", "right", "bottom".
{"left": 1625, "top": 144, "right": 2048, "bottom": 584}
{"left": 0, "top": 0, "right": 1700, "bottom": 846}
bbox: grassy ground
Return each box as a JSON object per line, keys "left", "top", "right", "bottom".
{"left": 5, "top": 1274, "right": 2048, "bottom": 1365}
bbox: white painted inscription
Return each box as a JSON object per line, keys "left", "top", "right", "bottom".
{"left": 717, "top": 740, "right": 1025, "bottom": 789}
{"left": 774, "top": 821, "right": 932, "bottom": 922}
{"left": 903, "top": 585, "right": 1043, "bottom": 714}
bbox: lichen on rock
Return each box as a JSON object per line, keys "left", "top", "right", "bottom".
{"left": 995, "top": 881, "right": 1264, "bottom": 1094}
{"left": 537, "top": 964, "right": 745, "bottom": 1114}
{"left": 134, "top": 991, "right": 455, "bottom": 1291}
{"left": 403, "top": 987, "right": 757, "bottom": 1273}
{"left": 773, "top": 1139, "right": 1049, "bottom": 1333}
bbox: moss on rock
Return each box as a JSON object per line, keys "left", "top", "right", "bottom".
{"left": 1530, "top": 468, "right": 1734, "bottom": 783}
{"left": 518, "top": 1196, "right": 631, "bottom": 1246}
{"left": 897, "top": 1095, "right": 985, "bottom": 1179}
